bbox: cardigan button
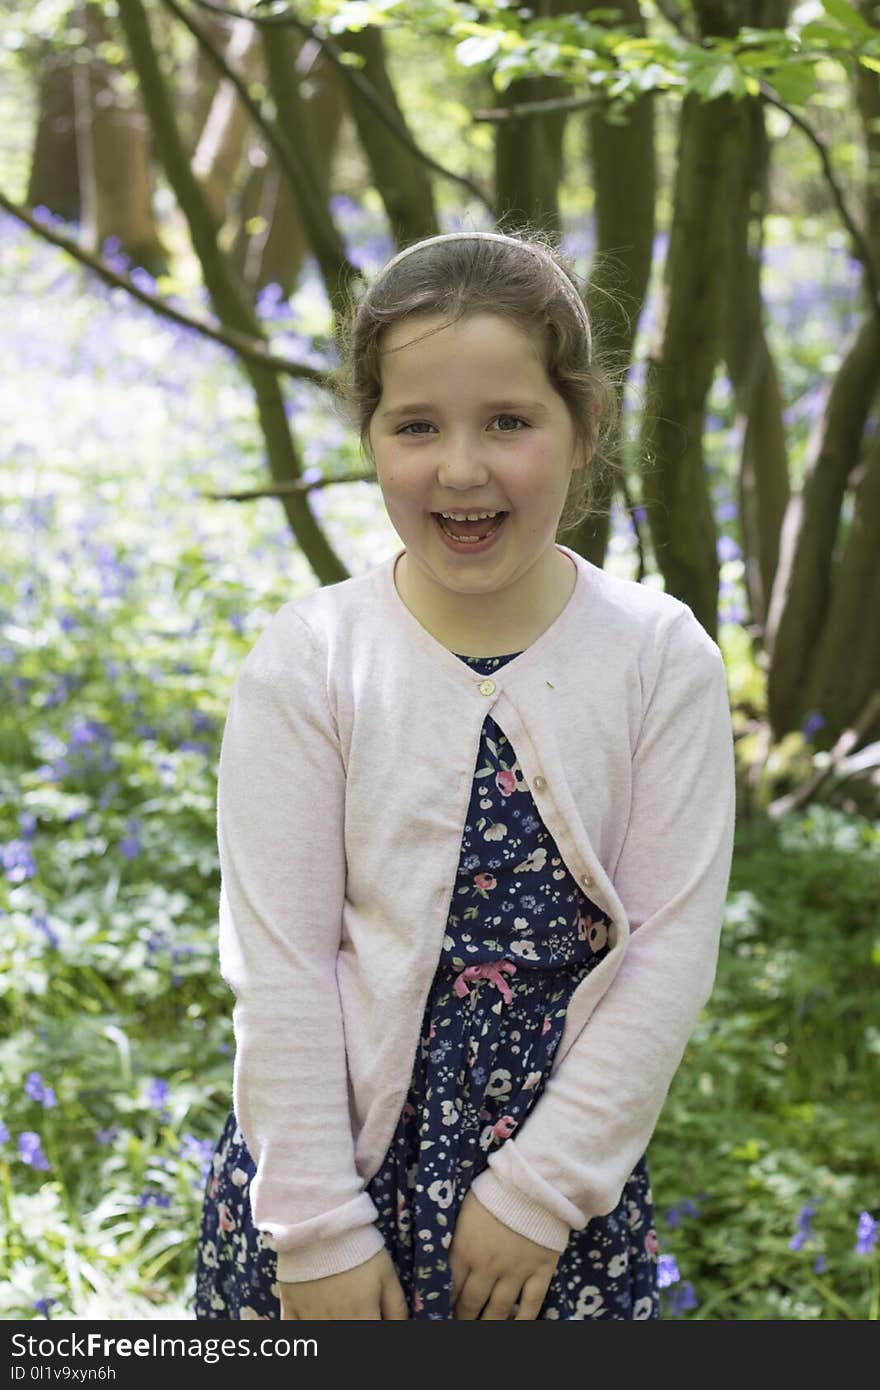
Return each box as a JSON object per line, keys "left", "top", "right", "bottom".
{"left": 533, "top": 775, "right": 546, "bottom": 791}
{"left": 478, "top": 678, "right": 496, "bottom": 696}
{"left": 581, "top": 872, "right": 595, "bottom": 889}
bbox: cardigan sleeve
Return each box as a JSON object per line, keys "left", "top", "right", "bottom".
{"left": 468, "top": 606, "right": 736, "bottom": 1251}
{"left": 216, "top": 607, "right": 385, "bottom": 1283}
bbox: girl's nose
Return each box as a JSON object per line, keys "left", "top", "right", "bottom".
{"left": 436, "top": 434, "right": 490, "bottom": 486}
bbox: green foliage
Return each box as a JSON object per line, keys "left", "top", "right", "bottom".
{"left": 651, "top": 808, "right": 880, "bottom": 1319}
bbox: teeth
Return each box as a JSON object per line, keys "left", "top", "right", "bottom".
{"left": 438, "top": 510, "right": 502, "bottom": 520}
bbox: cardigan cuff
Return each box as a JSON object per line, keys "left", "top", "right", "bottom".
{"left": 275, "top": 1221, "right": 386, "bottom": 1284}
{"left": 469, "top": 1167, "right": 572, "bottom": 1253}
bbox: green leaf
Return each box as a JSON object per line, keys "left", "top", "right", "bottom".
{"left": 455, "top": 35, "right": 499, "bottom": 66}
{"left": 821, "top": 0, "right": 874, "bottom": 36}
{"left": 767, "top": 62, "right": 820, "bottom": 105}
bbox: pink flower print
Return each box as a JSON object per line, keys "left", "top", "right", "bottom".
{"left": 413, "top": 1290, "right": 424, "bottom": 1314}
{"left": 474, "top": 872, "right": 497, "bottom": 891}
{"left": 542, "top": 1015, "right": 551, "bottom": 1035}
{"left": 209, "top": 1174, "right": 219, "bottom": 1199}
{"left": 492, "top": 1115, "right": 518, "bottom": 1142}
{"left": 218, "top": 1202, "right": 236, "bottom": 1233}
{"left": 645, "top": 1227, "right": 659, "bottom": 1256}
{"left": 403, "top": 1102, "right": 416, "bottom": 1124}
{"left": 428, "top": 1024, "right": 436, "bottom": 1041}
{"left": 496, "top": 769, "right": 517, "bottom": 797}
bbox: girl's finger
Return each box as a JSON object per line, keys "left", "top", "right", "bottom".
{"left": 453, "top": 1271, "right": 494, "bottom": 1321}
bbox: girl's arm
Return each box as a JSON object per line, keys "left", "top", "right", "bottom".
{"left": 216, "top": 606, "right": 385, "bottom": 1284}
{"left": 468, "top": 606, "right": 737, "bottom": 1250}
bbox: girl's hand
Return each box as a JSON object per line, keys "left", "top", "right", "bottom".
{"left": 277, "top": 1247, "right": 409, "bottom": 1320}
{"left": 448, "top": 1189, "right": 562, "bottom": 1320}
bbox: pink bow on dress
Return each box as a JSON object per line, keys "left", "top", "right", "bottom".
{"left": 453, "top": 959, "right": 517, "bottom": 1005}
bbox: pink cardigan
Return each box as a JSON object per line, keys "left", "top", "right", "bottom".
{"left": 216, "top": 543, "right": 736, "bottom": 1283}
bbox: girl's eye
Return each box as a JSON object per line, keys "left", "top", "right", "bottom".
{"left": 397, "top": 421, "right": 435, "bottom": 436}
{"left": 492, "top": 415, "right": 528, "bottom": 432}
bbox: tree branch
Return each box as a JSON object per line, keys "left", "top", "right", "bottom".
{"left": 191, "top": 0, "right": 493, "bottom": 211}
{"left": 758, "top": 80, "right": 880, "bottom": 325}
{"left": 767, "top": 689, "right": 880, "bottom": 818}
{"left": 0, "top": 189, "right": 331, "bottom": 384}
{"left": 203, "top": 469, "right": 373, "bottom": 500}
{"left": 473, "top": 91, "right": 608, "bottom": 122}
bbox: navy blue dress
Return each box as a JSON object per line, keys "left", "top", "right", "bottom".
{"left": 194, "top": 651, "right": 660, "bottom": 1319}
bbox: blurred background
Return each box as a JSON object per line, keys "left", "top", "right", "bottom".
{"left": 0, "top": 0, "right": 878, "bottom": 1319}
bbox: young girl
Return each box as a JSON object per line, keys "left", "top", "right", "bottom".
{"left": 193, "top": 230, "right": 736, "bottom": 1321}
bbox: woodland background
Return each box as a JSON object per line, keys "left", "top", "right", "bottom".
{"left": 0, "top": 0, "right": 878, "bottom": 1319}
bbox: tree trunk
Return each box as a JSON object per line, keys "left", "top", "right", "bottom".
{"left": 565, "top": 0, "right": 656, "bottom": 567}
{"left": 638, "top": 87, "right": 741, "bottom": 634}
{"left": 259, "top": 25, "right": 357, "bottom": 320}
{"left": 26, "top": 48, "right": 80, "bottom": 220}
{"left": 335, "top": 26, "right": 440, "bottom": 245}
{"left": 115, "top": 0, "right": 349, "bottom": 587}
{"left": 799, "top": 427, "right": 880, "bottom": 738}
{"left": 722, "top": 93, "right": 790, "bottom": 630}
{"left": 765, "top": 21, "right": 880, "bottom": 738}
{"left": 493, "top": 0, "right": 576, "bottom": 232}
{"left": 248, "top": 42, "right": 345, "bottom": 296}
{"left": 75, "top": 2, "right": 167, "bottom": 273}
{"left": 192, "top": 17, "right": 262, "bottom": 225}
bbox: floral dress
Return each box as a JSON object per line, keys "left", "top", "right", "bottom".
{"left": 193, "top": 651, "right": 660, "bottom": 1320}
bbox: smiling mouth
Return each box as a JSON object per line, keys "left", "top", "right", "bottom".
{"left": 432, "top": 512, "right": 508, "bottom": 541}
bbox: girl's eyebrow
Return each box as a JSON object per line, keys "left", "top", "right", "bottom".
{"left": 380, "top": 400, "right": 550, "bottom": 420}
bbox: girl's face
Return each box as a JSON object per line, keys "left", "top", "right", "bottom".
{"left": 369, "top": 312, "right": 584, "bottom": 607}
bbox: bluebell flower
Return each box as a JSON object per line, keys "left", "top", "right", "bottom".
{"left": 657, "top": 1254, "right": 680, "bottom": 1288}
{"left": 31, "top": 913, "right": 59, "bottom": 948}
{"left": 95, "top": 1127, "right": 118, "bottom": 1145}
{"left": 664, "top": 1281, "right": 698, "bottom": 1316}
{"left": 2, "top": 839, "right": 37, "bottom": 884}
{"left": 18, "top": 1132, "right": 50, "bottom": 1170}
{"left": 0, "top": 1121, "right": 9, "bottom": 1144}
{"left": 813, "top": 1254, "right": 826, "bottom": 1274}
{"left": 147, "top": 1078, "right": 170, "bottom": 1113}
{"left": 855, "top": 1211, "right": 877, "bottom": 1255}
{"left": 717, "top": 535, "right": 742, "bottom": 563}
{"left": 24, "top": 1073, "right": 57, "bottom": 1108}
{"left": 802, "top": 711, "right": 825, "bottom": 740}
{"left": 33, "top": 1298, "right": 55, "bottom": 1317}
{"left": 789, "top": 1201, "right": 817, "bottom": 1251}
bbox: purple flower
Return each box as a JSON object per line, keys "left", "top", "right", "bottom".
{"left": 855, "top": 1211, "right": 877, "bottom": 1255}
{"left": 813, "top": 1254, "right": 826, "bottom": 1274}
{"left": 138, "top": 1190, "right": 171, "bottom": 1209}
{"left": 664, "top": 1197, "right": 702, "bottom": 1227}
{"left": 18, "top": 1132, "right": 50, "bottom": 1170}
{"left": 717, "top": 535, "right": 742, "bottom": 563}
{"left": 657, "top": 1254, "right": 680, "bottom": 1288}
{"left": 789, "top": 1201, "right": 817, "bottom": 1251}
{"left": 24, "top": 1073, "right": 57, "bottom": 1109}
{"left": 632, "top": 505, "right": 647, "bottom": 524}
{"left": 95, "top": 1126, "right": 118, "bottom": 1145}
{"left": 802, "top": 711, "right": 825, "bottom": 739}
{"left": 2, "top": 839, "right": 37, "bottom": 884}
{"left": 0, "top": 1121, "right": 9, "bottom": 1144}
{"left": 31, "top": 913, "right": 60, "bottom": 949}
{"left": 33, "top": 1298, "right": 55, "bottom": 1317}
{"left": 664, "top": 1281, "right": 698, "bottom": 1316}
{"left": 147, "top": 1078, "right": 170, "bottom": 1113}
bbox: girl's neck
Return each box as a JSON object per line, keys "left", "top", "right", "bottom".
{"left": 393, "top": 546, "right": 577, "bottom": 657}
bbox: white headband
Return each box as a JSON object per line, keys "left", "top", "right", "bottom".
{"left": 372, "top": 231, "right": 592, "bottom": 364}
